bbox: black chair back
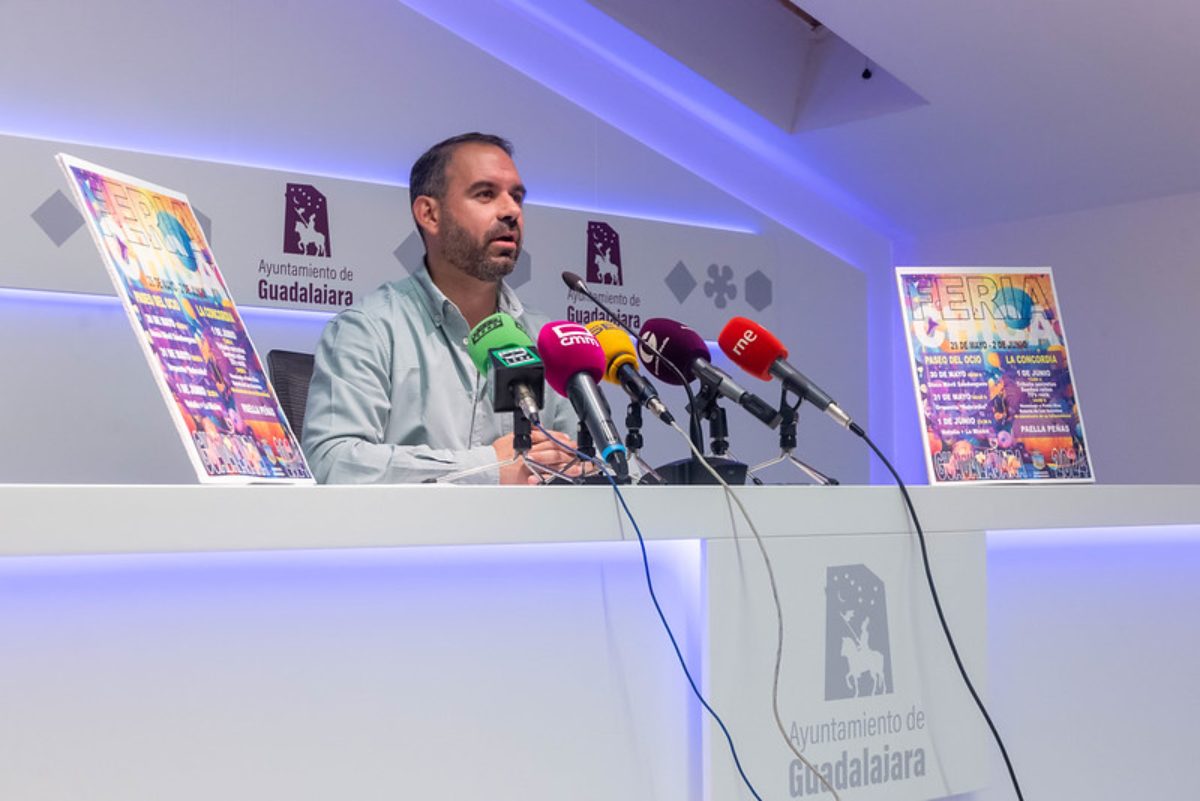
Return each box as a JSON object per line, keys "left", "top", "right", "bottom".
{"left": 267, "top": 350, "right": 316, "bottom": 441}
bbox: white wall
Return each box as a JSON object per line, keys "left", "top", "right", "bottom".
{"left": 896, "top": 194, "right": 1200, "bottom": 800}
{"left": 896, "top": 190, "right": 1200, "bottom": 484}
{"left": 947, "top": 527, "right": 1200, "bottom": 801}
{"left": 0, "top": 0, "right": 881, "bottom": 486}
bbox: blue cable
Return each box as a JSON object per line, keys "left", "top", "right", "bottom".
{"left": 532, "top": 422, "right": 765, "bottom": 801}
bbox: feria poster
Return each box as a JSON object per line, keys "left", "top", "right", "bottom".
{"left": 58, "top": 154, "right": 313, "bottom": 483}
{"left": 896, "top": 267, "right": 1093, "bottom": 484}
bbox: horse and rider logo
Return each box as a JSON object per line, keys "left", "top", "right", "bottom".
{"left": 283, "top": 183, "right": 331, "bottom": 258}
{"left": 825, "top": 564, "right": 894, "bottom": 700}
{"left": 586, "top": 221, "right": 623, "bottom": 286}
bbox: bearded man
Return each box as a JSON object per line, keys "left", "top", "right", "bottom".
{"left": 303, "top": 133, "right": 579, "bottom": 484}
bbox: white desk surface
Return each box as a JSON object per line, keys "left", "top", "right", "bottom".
{"left": 1, "top": 483, "right": 1197, "bottom": 557}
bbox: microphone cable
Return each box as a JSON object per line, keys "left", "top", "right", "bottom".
{"left": 850, "top": 423, "right": 1026, "bottom": 801}
{"left": 532, "top": 421, "right": 767, "bottom": 801}
{"left": 716, "top": 315, "right": 1022, "bottom": 797}
{"left": 666, "top": 421, "right": 841, "bottom": 800}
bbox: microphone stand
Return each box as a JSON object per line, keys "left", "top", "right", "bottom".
{"left": 701, "top": 388, "right": 731, "bottom": 457}
{"left": 432, "top": 409, "right": 576, "bottom": 484}
{"left": 651, "top": 375, "right": 748, "bottom": 485}
{"left": 516, "top": 409, "right": 582, "bottom": 485}
{"left": 625, "top": 401, "right": 644, "bottom": 455}
{"left": 626, "top": 401, "right": 667, "bottom": 485}
{"left": 557, "top": 420, "right": 629, "bottom": 485}
{"left": 748, "top": 387, "right": 840, "bottom": 486}
{"left": 576, "top": 420, "right": 595, "bottom": 459}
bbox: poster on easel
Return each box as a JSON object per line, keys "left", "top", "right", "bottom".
{"left": 58, "top": 153, "right": 313, "bottom": 483}
{"left": 896, "top": 267, "right": 1094, "bottom": 484}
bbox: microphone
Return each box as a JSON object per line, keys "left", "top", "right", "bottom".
{"left": 466, "top": 312, "right": 544, "bottom": 423}
{"left": 585, "top": 320, "right": 674, "bottom": 425}
{"left": 562, "top": 271, "right": 694, "bottom": 389}
{"left": 536, "top": 321, "right": 630, "bottom": 478}
{"left": 562, "top": 270, "right": 587, "bottom": 293}
{"left": 564, "top": 270, "right": 704, "bottom": 450}
{"left": 637, "top": 318, "right": 781, "bottom": 429}
{"left": 718, "top": 316, "right": 857, "bottom": 432}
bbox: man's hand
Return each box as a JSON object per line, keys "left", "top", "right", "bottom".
{"left": 493, "top": 429, "right": 583, "bottom": 485}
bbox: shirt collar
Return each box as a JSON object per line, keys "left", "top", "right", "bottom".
{"left": 413, "top": 259, "right": 524, "bottom": 327}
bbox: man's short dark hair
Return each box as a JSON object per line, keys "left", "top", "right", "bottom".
{"left": 409, "top": 132, "right": 514, "bottom": 207}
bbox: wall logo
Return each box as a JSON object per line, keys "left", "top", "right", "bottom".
{"left": 825, "top": 564, "right": 894, "bottom": 699}
{"left": 586, "top": 221, "right": 623, "bottom": 286}
{"left": 283, "top": 183, "right": 331, "bottom": 258}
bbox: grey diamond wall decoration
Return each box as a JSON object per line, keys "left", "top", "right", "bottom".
{"left": 745, "top": 269, "right": 773, "bottom": 311}
{"left": 393, "top": 232, "right": 425, "bottom": 275}
{"left": 665, "top": 260, "right": 697, "bottom": 303}
{"left": 32, "top": 190, "right": 84, "bottom": 247}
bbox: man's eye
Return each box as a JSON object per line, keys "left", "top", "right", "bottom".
{"left": 477, "top": 190, "right": 494, "bottom": 199}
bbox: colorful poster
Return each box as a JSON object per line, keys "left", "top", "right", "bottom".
{"left": 58, "top": 154, "right": 313, "bottom": 483}
{"left": 896, "top": 268, "right": 1093, "bottom": 484}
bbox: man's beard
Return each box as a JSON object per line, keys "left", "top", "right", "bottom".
{"left": 440, "top": 212, "right": 521, "bottom": 283}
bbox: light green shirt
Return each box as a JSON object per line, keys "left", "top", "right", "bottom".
{"left": 302, "top": 267, "right": 578, "bottom": 484}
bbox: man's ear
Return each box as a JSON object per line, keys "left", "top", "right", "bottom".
{"left": 412, "top": 196, "right": 440, "bottom": 238}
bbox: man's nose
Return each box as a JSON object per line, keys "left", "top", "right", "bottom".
{"left": 497, "top": 193, "right": 522, "bottom": 223}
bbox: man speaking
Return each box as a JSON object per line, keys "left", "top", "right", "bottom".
{"left": 303, "top": 133, "right": 578, "bottom": 484}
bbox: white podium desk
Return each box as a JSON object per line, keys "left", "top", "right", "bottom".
{"left": 4, "top": 483, "right": 1198, "bottom": 556}
{"left": 1, "top": 484, "right": 1196, "bottom": 801}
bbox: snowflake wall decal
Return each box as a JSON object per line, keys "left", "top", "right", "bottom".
{"left": 703, "top": 263, "right": 737, "bottom": 309}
